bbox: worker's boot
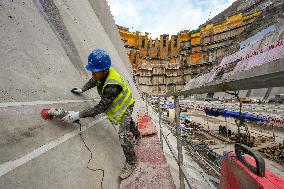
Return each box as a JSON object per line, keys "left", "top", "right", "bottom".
{"left": 119, "top": 162, "right": 137, "bottom": 180}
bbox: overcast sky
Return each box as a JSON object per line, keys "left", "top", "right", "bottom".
{"left": 107, "top": 0, "right": 236, "bottom": 38}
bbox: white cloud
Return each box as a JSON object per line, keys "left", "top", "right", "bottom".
{"left": 107, "top": 0, "right": 142, "bottom": 29}
{"left": 107, "top": 0, "right": 237, "bottom": 38}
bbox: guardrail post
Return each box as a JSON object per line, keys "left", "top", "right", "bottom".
{"left": 158, "top": 96, "right": 163, "bottom": 148}
{"left": 145, "top": 95, "right": 148, "bottom": 116}
{"left": 174, "top": 96, "right": 185, "bottom": 189}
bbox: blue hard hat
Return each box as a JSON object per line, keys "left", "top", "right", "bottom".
{"left": 86, "top": 49, "right": 111, "bottom": 72}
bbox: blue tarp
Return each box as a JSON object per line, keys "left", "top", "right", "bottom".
{"left": 223, "top": 110, "right": 239, "bottom": 118}
{"left": 204, "top": 107, "right": 268, "bottom": 122}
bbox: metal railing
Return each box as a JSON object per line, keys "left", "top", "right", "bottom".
{"left": 157, "top": 96, "right": 192, "bottom": 189}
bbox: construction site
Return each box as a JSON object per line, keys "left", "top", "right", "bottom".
{"left": 0, "top": 0, "right": 284, "bottom": 188}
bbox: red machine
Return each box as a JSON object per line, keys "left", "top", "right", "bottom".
{"left": 220, "top": 143, "right": 284, "bottom": 189}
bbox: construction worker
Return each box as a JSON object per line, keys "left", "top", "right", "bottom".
{"left": 61, "top": 48, "right": 141, "bottom": 179}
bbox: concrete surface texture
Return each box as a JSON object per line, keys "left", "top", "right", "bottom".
{"left": 0, "top": 0, "right": 141, "bottom": 188}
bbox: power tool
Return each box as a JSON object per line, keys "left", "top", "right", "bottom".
{"left": 41, "top": 108, "right": 68, "bottom": 120}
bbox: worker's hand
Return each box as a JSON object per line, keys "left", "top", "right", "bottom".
{"left": 71, "top": 87, "right": 83, "bottom": 94}
{"left": 62, "top": 111, "right": 80, "bottom": 123}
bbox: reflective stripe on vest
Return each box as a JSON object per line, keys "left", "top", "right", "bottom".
{"left": 106, "top": 88, "right": 129, "bottom": 112}
{"left": 112, "top": 89, "right": 133, "bottom": 121}
{"left": 104, "top": 79, "right": 123, "bottom": 86}
{"left": 101, "top": 68, "right": 134, "bottom": 124}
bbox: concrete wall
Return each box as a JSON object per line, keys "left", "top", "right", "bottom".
{"left": 88, "top": 0, "right": 131, "bottom": 72}
{"left": 0, "top": 0, "right": 141, "bottom": 188}
{"left": 250, "top": 88, "right": 269, "bottom": 98}
{"left": 269, "top": 87, "right": 284, "bottom": 98}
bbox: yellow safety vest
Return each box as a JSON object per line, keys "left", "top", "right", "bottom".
{"left": 98, "top": 67, "right": 135, "bottom": 124}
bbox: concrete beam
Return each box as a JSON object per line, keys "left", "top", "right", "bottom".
{"left": 165, "top": 57, "right": 284, "bottom": 97}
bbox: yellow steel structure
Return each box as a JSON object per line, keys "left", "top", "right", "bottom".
{"left": 117, "top": 10, "right": 261, "bottom": 93}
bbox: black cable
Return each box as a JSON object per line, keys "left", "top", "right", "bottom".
{"left": 77, "top": 121, "right": 105, "bottom": 189}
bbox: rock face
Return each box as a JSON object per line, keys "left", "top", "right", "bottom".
{"left": 0, "top": 0, "right": 141, "bottom": 188}
{"left": 202, "top": 0, "right": 244, "bottom": 26}
{"left": 186, "top": 0, "right": 284, "bottom": 99}
{"left": 200, "top": 0, "right": 284, "bottom": 66}
{"left": 204, "top": 0, "right": 284, "bottom": 99}
{"left": 229, "top": 0, "right": 284, "bottom": 54}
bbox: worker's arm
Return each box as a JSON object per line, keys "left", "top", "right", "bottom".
{"left": 81, "top": 77, "right": 99, "bottom": 92}
{"left": 79, "top": 84, "right": 122, "bottom": 118}
{"left": 71, "top": 78, "right": 100, "bottom": 94}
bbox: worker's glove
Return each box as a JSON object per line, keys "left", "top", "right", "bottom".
{"left": 62, "top": 111, "right": 80, "bottom": 123}
{"left": 71, "top": 87, "right": 83, "bottom": 94}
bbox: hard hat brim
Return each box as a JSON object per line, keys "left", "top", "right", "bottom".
{"left": 86, "top": 64, "right": 110, "bottom": 73}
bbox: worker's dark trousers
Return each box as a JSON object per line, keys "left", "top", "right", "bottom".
{"left": 119, "top": 104, "right": 140, "bottom": 165}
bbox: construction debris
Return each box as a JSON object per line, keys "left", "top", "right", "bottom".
{"left": 229, "top": 133, "right": 275, "bottom": 147}
{"left": 259, "top": 143, "right": 284, "bottom": 165}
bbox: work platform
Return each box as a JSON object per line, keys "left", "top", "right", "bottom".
{"left": 120, "top": 112, "right": 176, "bottom": 189}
